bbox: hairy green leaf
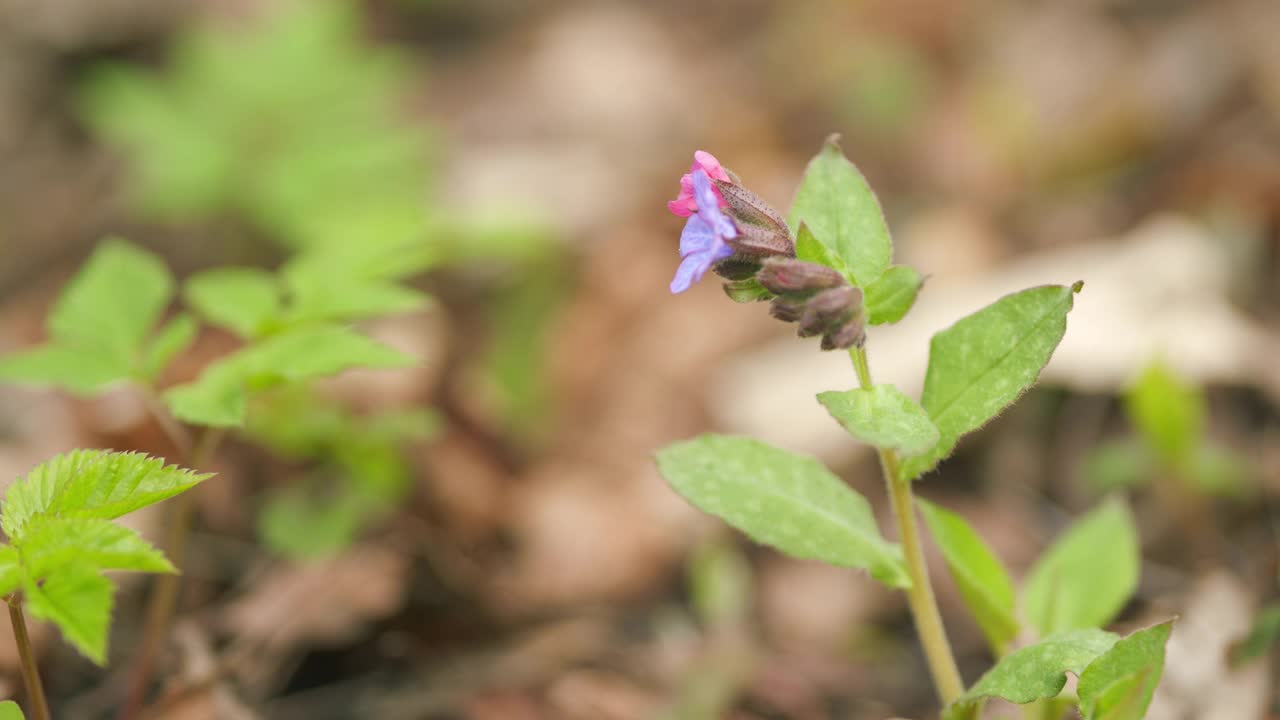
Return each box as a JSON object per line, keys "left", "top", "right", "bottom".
{"left": 794, "top": 222, "right": 846, "bottom": 277}
{"left": 1022, "top": 498, "right": 1139, "bottom": 636}
{"left": 1125, "top": 360, "right": 1201, "bottom": 467}
{"left": 788, "top": 139, "right": 891, "bottom": 287}
{"left": 898, "top": 283, "right": 1080, "bottom": 481}
{"left": 944, "top": 629, "right": 1119, "bottom": 720}
{"left": 864, "top": 265, "right": 922, "bottom": 325}
{"left": 919, "top": 499, "right": 1018, "bottom": 655}
{"left": 1078, "top": 621, "right": 1173, "bottom": 720}
{"left": 185, "top": 268, "right": 281, "bottom": 338}
{"left": 18, "top": 516, "right": 173, "bottom": 579}
{"left": 817, "top": 385, "right": 939, "bottom": 456}
{"left": 141, "top": 312, "right": 198, "bottom": 380}
{"left": 656, "top": 434, "right": 909, "bottom": 588}
{"left": 2, "top": 450, "right": 211, "bottom": 538}
{"left": 24, "top": 563, "right": 114, "bottom": 664}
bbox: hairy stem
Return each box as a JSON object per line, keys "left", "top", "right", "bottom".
{"left": 849, "top": 347, "right": 966, "bottom": 706}
{"left": 9, "top": 596, "right": 52, "bottom": 720}
{"left": 121, "top": 426, "right": 224, "bottom": 720}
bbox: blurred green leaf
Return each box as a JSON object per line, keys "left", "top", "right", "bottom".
{"left": 657, "top": 434, "right": 909, "bottom": 589}
{"left": 0, "top": 700, "right": 24, "bottom": 720}
{"left": 688, "top": 537, "right": 752, "bottom": 627}
{"left": 1083, "top": 439, "right": 1154, "bottom": 492}
{"left": 788, "top": 140, "right": 891, "bottom": 287}
{"left": 1125, "top": 361, "right": 1202, "bottom": 467}
{"left": 944, "top": 629, "right": 1118, "bottom": 720}
{"left": 864, "top": 265, "right": 922, "bottom": 325}
{"left": 1230, "top": 604, "right": 1280, "bottom": 667}
{"left": 919, "top": 500, "right": 1018, "bottom": 656}
{"left": 141, "top": 313, "right": 199, "bottom": 380}
{"left": 185, "top": 268, "right": 281, "bottom": 338}
{"left": 259, "top": 485, "right": 373, "bottom": 560}
{"left": 1078, "top": 621, "right": 1172, "bottom": 720}
{"left": 1022, "top": 498, "right": 1139, "bottom": 636}
{"left": 899, "top": 284, "right": 1080, "bottom": 482}
{"left": 0, "top": 547, "right": 22, "bottom": 598}
{"left": 1185, "top": 443, "right": 1251, "bottom": 497}
{"left": 817, "top": 385, "right": 939, "bottom": 457}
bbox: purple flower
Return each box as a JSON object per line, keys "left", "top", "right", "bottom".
{"left": 670, "top": 169, "right": 738, "bottom": 293}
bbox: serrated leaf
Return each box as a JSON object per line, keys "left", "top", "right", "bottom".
{"left": 656, "top": 434, "right": 909, "bottom": 588}
{"left": 141, "top": 312, "right": 199, "bottom": 380}
{"left": 919, "top": 500, "right": 1018, "bottom": 655}
{"left": 1, "top": 450, "right": 211, "bottom": 539}
{"left": 185, "top": 268, "right": 281, "bottom": 338}
{"left": 1125, "top": 360, "right": 1202, "bottom": 467}
{"left": 788, "top": 139, "right": 892, "bottom": 287}
{"left": 817, "top": 385, "right": 939, "bottom": 456}
{"left": 1078, "top": 621, "right": 1173, "bottom": 720}
{"left": 864, "top": 265, "right": 922, "bottom": 325}
{"left": 0, "top": 700, "right": 23, "bottom": 720}
{"left": 0, "top": 344, "right": 130, "bottom": 395}
{"left": 17, "top": 516, "right": 174, "bottom": 579}
{"left": 943, "top": 628, "right": 1119, "bottom": 720}
{"left": 24, "top": 563, "right": 114, "bottom": 664}
{"left": 48, "top": 239, "right": 174, "bottom": 365}
{"left": 0, "top": 547, "right": 21, "bottom": 598}
{"left": 898, "top": 283, "right": 1079, "bottom": 482}
{"left": 1022, "top": 498, "right": 1139, "bottom": 636}
{"left": 163, "top": 324, "right": 414, "bottom": 427}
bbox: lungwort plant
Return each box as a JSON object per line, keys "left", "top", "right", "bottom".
{"left": 656, "top": 140, "right": 1173, "bottom": 719}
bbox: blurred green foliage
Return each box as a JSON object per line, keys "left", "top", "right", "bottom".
{"left": 1085, "top": 360, "right": 1251, "bottom": 497}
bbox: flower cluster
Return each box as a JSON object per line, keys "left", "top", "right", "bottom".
{"left": 666, "top": 150, "right": 865, "bottom": 350}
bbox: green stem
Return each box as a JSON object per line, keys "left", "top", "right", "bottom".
{"left": 8, "top": 596, "right": 52, "bottom": 720}
{"left": 120, "top": 427, "right": 224, "bottom": 720}
{"left": 849, "top": 347, "right": 965, "bottom": 706}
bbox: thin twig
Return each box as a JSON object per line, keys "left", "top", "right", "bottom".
{"left": 9, "top": 596, "right": 52, "bottom": 720}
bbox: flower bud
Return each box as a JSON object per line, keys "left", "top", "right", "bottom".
{"left": 715, "top": 181, "right": 792, "bottom": 238}
{"left": 757, "top": 258, "right": 845, "bottom": 295}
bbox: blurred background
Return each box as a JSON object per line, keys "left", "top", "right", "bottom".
{"left": 0, "top": 0, "right": 1278, "bottom": 718}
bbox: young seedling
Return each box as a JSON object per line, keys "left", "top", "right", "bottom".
{"left": 0, "top": 451, "right": 210, "bottom": 720}
{"left": 656, "top": 140, "right": 1174, "bottom": 719}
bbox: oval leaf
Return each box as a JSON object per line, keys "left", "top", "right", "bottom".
{"left": 899, "top": 283, "right": 1080, "bottom": 481}
{"left": 865, "top": 264, "right": 922, "bottom": 325}
{"left": 656, "top": 434, "right": 909, "bottom": 588}
{"left": 1078, "top": 621, "right": 1173, "bottom": 720}
{"left": 817, "top": 385, "right": 939, "bottom": 456}
{"left": 944, "top": 628, "right": 1119, "bottom": 720}
{"left": 788, "top": 138, "right": 891, "bottom": 287}
{"left": 1022, "top": 497, "right": 1139, "bottom": 636}
{"left": 919, "top": 500, "right": 1018, "bottom": 655}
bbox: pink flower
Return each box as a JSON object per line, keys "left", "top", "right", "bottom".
{"left": 667, "top": 150, "right": 731, "bottom": 217}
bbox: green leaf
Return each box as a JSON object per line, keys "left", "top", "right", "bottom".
{"left": 1185, "top": 443, "right": 1251, "bottom": 497}
{"left": 283, "top": 274, "right": 429, "bottom": 324}
{"left": 1083, "top": 439, "right": 1154, "bottom": 492}
{"left": 722, "top": 278, "right": 773, "bottom": 304}
{"left": 0, "top": 344, "right": 131, "bottom": 395}
{"left": 1230, "top": 603, "right": 1280, "bottom": 666}
{"left": 1, "top": 450, "right": 211, "bottom": 539}
{"left": 259, "top": 486, "right": 373, "bottom": 560}
{"left": 0, "top": 547, "right": 22, "bottom": 598}
{"left": 0, "top": 700, "right": 24, "bottom": 720}
{"left": 1022, "top": 498, "right": 1139, "bottom": 636}
{"left": 788, "top": 139, "right": 892, "bottom": 287}
{"left": 1125, "top": 360, "right": 1202, "bottom": 467}
{"left": 817, "top": 385, "right": 939, "bottom": 456}
{"left": 919, "top": 500, "right": 1018, "bottom": 655}
{"left": 47, "top": 239, "right": 174, "bottom": 368}
{"left": 944, "top": 628, "right": 1119, "bottom": 720}
{"left": 185, "top": 268, "right": 281, "bottom": 338}
{"left": 1078, "top": 621, "right": 1173, "bottom": 720}
{"left": 656, "top": 434, "right": 909, "bottom": 588}
{"left": 898, "top": 283, "right": 1080, "bottom": 482}
{"left": 164, "top": 325, "right": 414, "bottom": 427}
{"left": 17, "top": 516, "right": 174, "bottom": 579}
{"left": 794, "top": 222, "right": 845, "bottom": 276}
{"left": 688, "top": 537, "right": 752, "bottom": 626}
{"left": 141, "top": 312, "right": 199, "bottom": 380}
{"left": 24, "top": 563, "right": 114, "bottom": 664}
{"left": 864, "top": 265, "right": 922, "bottom": 325}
